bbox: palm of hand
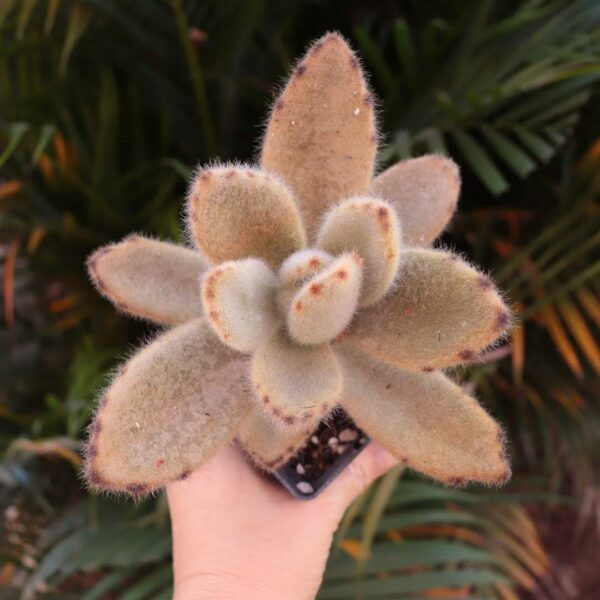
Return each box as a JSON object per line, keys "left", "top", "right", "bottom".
{"left": 168, "top": 442, "right": 396, "bottom": 600}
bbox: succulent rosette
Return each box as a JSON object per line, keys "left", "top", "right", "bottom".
{"left": 85, "top": 33, "right": 511, "bottom": 497}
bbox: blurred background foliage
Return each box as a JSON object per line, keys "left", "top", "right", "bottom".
{"left": 0, "top": 0, "right": 599, "bottom": 598}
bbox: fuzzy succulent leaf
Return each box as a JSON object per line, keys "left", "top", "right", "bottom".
{"left": 202, "top": 258, "right": 280, "bottom": 352}
{"left": 316, "top": 197, "right": 401, "bottom": 306}
{"left": 261, "top": 32, "right": 377, "bottom": 237}
{"left": 338, "top": 348, "right": 510, "bottom": 486}
{"left": 279, "top": 249, "right": 333, "bottom": 287}
{"left": 369, "top": 155, "right": 460, "bottom": 247}
{"left": 277, "top": 248, "right": 333, "bottom": 314}
{"left": 187, "top": 166, "right": 306, "bottom": 267}
{"left": 287, "top": 253, "right": 363, "bottom": 345}
{"left": 85, "top": 319, "right": 250, "bottom": 496}
{"left": 237, "top": 406, "right": 310, "bottom": 472}
{"left": 343, "top": 248, "right": 511, "bottom": 371}
{"left": 251, "top": 329, "right": 342, "bottom": 429}
{"left": 87, "top": 235, "right": 205, "bottom": 325}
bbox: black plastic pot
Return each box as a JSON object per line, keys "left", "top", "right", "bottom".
{"left": 273, "top": 411, "right": 370, "bottom": 500}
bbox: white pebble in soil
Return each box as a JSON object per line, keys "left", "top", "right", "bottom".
{"left": 296, "top": 463, "right": 306, "bottom": 475}
{"left": 328, "top": 437, "right": 339, "bottom": 448}
{"left": 296, "top": 481, "right": 314, "bottom": 495}
{"left": 339, "top": 428, "right": 358, "bottom": 442}
{"left": 311, "top": 436, "right": 319, "bottom": 445}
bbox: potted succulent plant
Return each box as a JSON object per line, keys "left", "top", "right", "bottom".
{"left": 84, "top": 32, "right": 511, "bottom": 500}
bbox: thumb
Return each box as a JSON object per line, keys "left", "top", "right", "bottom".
{"left": 320, "top": 441, "right": 399, "bottom": 511}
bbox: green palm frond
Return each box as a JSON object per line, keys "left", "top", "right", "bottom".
{"left": 20, "top": 497, "right": 172, "bottom": 600}
{"left": 320, "top": 478, "right": 558, "bottom": 599}
{"left": 357, "top": 0, "right": 600, "bottom": 194}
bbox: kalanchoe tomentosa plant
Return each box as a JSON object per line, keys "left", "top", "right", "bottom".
{"left": 85, "top": 33, "right": 512, "bottom": 498}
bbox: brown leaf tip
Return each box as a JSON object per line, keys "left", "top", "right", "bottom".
{"left": 87, "top": 467, "right": 107, "bottom": 488}
{"left": 265, "top": 455, "right": 285, "bottom": 469}
{"left": 495, "top": 307, "right": 511, "bottom": 332}
{"left": 86, "top": 245, "right": 111, "bottom": 277}
{"left": 497, "top": 466, "right": 512, "bottom": 485}
{"left": 497, "top": 428, "right": 507, "bottom": 447}
{"left": 351, "top": 252, "right": 364, "bottom": 266}
{"left": 126, "top": 484, "right": 148, "bottom": 496}
{"left": 85, "top": 442, "right": 97, "bottom": 459}
{"left": 322, "top": 32, "right": 344, "bottom": 44}
{"left": 312, "top": 38, "right": 326, "bottom": 54}
{"left": 122, "top": 233, "right": 142, "bottom": 243}
{"left": 377, "top": 206, "right": 389, "bottom": 219}
{"left": 448, "top": 477, "right": 466, "bottom": 487}
{"left": 458, "top": 349, "right": 475, "bottom": 361}
{"left": 295, "top": 63, "right": 307, "bottom": 77}
{"left": 477, "top": 273, "right": 494, "bottom": 290}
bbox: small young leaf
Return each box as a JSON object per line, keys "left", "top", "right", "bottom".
{"left": 317, "top": 197, "right": 401, "bottom": 305}
{"left": 287, "top": 253, "right": 363, "bottom": 345}
{"left": 202, "top": 258, "right": 280, "bottom": 352}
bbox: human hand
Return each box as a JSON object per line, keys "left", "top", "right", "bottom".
{"left": 167, "top": 442, "right": 397, "bottom": 600}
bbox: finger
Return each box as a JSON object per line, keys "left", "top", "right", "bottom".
{"left": 319, "top": 441, "right": 399, "bottom": 511}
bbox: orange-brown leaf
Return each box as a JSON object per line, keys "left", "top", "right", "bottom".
{"left": 3, "top": 239, "right": 18, "bottom": 333}
{"left": 511, "top": 318, "right": 525, "bottom": 386}
{"left": 539, "top": 306, "right": 583, "bottom": 378}
{"left": 558, "top": 299, "right": 600, "bottom": 373}
{"left": 27, "top": 227, "right": 47, "bottom": 254}
{"left": 575, "top": 288, "right": 600, "bottom": 328}
{"left": 0, "top": 180, "right": 22, "bottom": 200}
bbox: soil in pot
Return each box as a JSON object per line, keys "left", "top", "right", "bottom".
{"left": 274, "top": 409, "right": 369, "bottom": 500}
